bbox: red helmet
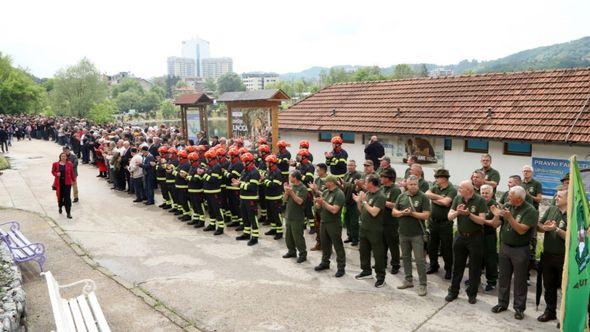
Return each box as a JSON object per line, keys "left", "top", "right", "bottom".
{"left": 188, "top": 152, "right": 199, "bottom": 161}
{"left": 265, "top": 154, "right": 279, "bottom": 164}
{"left": 277, "top": 140, "right": 288, "bottom": 148}
{"left": 331, "top": 136, "right": 343, "bottom": 145}
{"left": 196, "top": 145, "right": 207, "bottom": 152}
{"left": 158, "top": 146, "right": 168, "bottom": 155}
{"left": 238, "top": 147, "right": 249, "bottom": 155}
{"left": 258, "top": 144, "right": 270, "bottom": 154}
{"left": 168, "top": 147, "right": 178, "bottom": 155}
{"left": 228, "top": 148, "right": 239, "bottom": 157}
{"left": 257, "top": 137, "right": 267, "bottom": 145}
{"left": 241, "top": 152, "right": 254, "bottom": 164}
{"left": 216, "top": 147, "right": 227, "bottom": 156}
{"left": 233, "top": 138, "right": 243, "bottom": 146}
{"left": 185, "top": 145, "right": 196, "bottom": 153}
{"left": 297, "top": 149, "right": 311, "bottom": 159}
{"left": 178, "top": 150, "right": 188, "bottom": 159}
{"left": 204, "top": 149, "right": 217, "bottom": 159}
{"left": 299, "top": 140, "right": 310, "bottom": 149}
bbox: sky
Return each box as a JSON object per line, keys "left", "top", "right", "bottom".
{"left": 2, "top": 0, "right": 589, "bottom": 79}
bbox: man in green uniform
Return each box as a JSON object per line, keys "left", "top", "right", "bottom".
{"left": 282, "top": 171, "right": 308, "bottom": 263}
{"left": 446, "top": 180, "right": 488, "bottom": 304}
{"left": 403, "top": 155, "right": 417, "bottom": 179}
{"left": 480, "top": 184, "right": 501, "bottom": 292}
{"left": 342, "top": 160, "right": 362, "bottom": 245}
{"left": 353, "top": 175, "right": 388, "bottom": 287}
{"left": 309, "top": 163, "right": 328, "bottom": 250}
{"left": 490, "top": 186, "right": 539, "bottom": 320}
{"left": 380, "top": 168, "right": 402, "bottom": 274}
{"left": 478, "top": 154, "right": 500, "bottom": 194}
{"left": 376, "top": 156, "right": 394, "bottom": 175}
{"left": 393, "top": 175, "right": 431, "bottom": 296}
{"left": 536, "top": 189, "right": 567, "bottom": 323}
{"left": 425, "top": 169, "right": 457, "bottom": 280}
{"left": 522, "top": 165, "right": 542, "bottom": 210}
{"left": 471, "top": 170, "right": 485, "bottom": 196}
{"left": 314, "top": 175, "right": 346, "bottom": 277}
{"left": 410, "top": 164, "right": 429, "bottom": 193}
{"left": 499, "top": 175, "right": 533, "bottom": 206}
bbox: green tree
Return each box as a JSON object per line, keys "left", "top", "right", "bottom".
{"left": 111, "top": 77, "right": 144, "bottom": 98}
{"left": 160, "top": 99, "right": 177, "bottom": 119}
{"left": 392, "top": 64, "right": 414, "bottom": 79}
{"left": 116, "top": 91, "right": 143, "bottom": 113}
{"left": 88, "top": 99, "right": 116, "bottom": 124}
{"left": 352, "top": 66, "right": 385, "bottom": 82}
{"left": 141, "top": 91, "right": 162, "bottom": 112}
{"left": 217, "top": 72, "right": 246, "bottom": 94}
{"left": 204, "top": 78, "right": 217, "bottom": 93}
{"left": 50, "top": 58, "right": 108, "bottom": 117}
{"left": 417, "top": 64, "right": 429, "bottom": 77}
{"left": 0, "top": 52, "right": 45, "bottom": 114}
{"left": 149, "top": 84, "right": 166, "bottom": 100}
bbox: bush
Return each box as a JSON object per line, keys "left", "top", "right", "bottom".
{"left": 0, "top": 156, "right": 10, "bottom": 170}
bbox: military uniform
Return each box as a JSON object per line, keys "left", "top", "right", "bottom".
{"left": 522, "top": 177, "right": 543, "bottom": 273}
{"left": 312, "top": 176, "right": 326, "bottom": 247}
{"left": 319, "top": 186, "right": 346, "bottom": 270}
{"left": 539, "top": 206, "right": 566, "bottom": 317}
{"left": 358, "top": 190, "right": 387, "bottom": 281}
{"left": 298, "top": 161, "right": 316, "bottom": 230}
{"left": 479, "top": 166, "right": 500, "bottom": 194}
{"left": 499, "top": 186, "right": 534, "bottom": 205}
{"left": 284, "top": 183, "right": 308, "bottom": 258}
{"left": 343, "top": 170, "right": 362, "bottom": 244}
{"left": 380, "top": 183, "right": 402, "bottom": 272}
{"left": 418, "top": 177, "right": 429, "bottom": 193}
{"left": 483, "top": 198, "right": 500, "bottom": 288}
{"left": 427, "top": 182, "right": 457, "bottom": 275}
{"left": 448, "top": 194, "right": 487, "bottom": 299}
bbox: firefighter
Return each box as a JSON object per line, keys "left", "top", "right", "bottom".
{"left": 165, "top": 147, "right": 179, "bottom": 214}
{"left": 187, "top": 151, "right": 206, "bottom": 228}
{"left": 202, "top": 149, "right": 225, "bottom": 235}
{"left": 297, "top": 149, "right": 316, "bottom": 234}
{"left": 263, "top": 154, "right": 285, "bottom": 240}
{"left": 234, "top": 152, "right": 260, "bottom": 246}
{"left": 325, "top": 136, "right": 348, "bottom": 178}
{"left": 216, "top": 147, "right": 232, "bottom": 225}
{"left": 299, "top": 140, "right": 313, "bottom": 163}
{"left": 156, "top": 146, "right": 171, "bottom": 209}
{"left": 225, "top": 147, "right": 243, "bottom": 228}
{"left": 175, "top": 149, "right": 191, "bottom": 221}
{"left": 256, "top": 144, "right": 270, "bottom": 225}
{"left": 276, "top": 140, "right": 291, "bottom": 183}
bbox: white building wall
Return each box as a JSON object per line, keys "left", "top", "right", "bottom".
{"left": 279, "top": 129, "right": 590, "bottom": 193}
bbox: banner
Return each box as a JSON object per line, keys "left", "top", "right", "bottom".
{"left": 380, "top": 136, "right": 444, "bottom": 168}
{"left": 186, "top": 110, "right": 201, "bottom": 143}
{"left": 560, "top": 156, "right": 590, "bottom": 332}
{"left": 532, "top": 157, "right": 590, "bottom": 197}
{"left": 231, "top": 108, "right": 271, "bottom": 147}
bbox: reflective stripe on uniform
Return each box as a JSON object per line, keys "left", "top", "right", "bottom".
{"left": 188, "top": 189, "right": 203, "bottom": 193}
{"left": 175, "top": 185, "right": 188, "bottom": 189}
{"left": 265, "top": 195, "right": 283, "bottom": 200}
{"left": 204, "top": 189, "right": 221, "bottom": 194}
{"left": 240, "top": 195, "right": 259, "bottom": 200}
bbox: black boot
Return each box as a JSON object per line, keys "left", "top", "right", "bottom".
{"left": 274, "top": 233, "right": 283, "bottom": 240}
{"left": 247, "top": 237, "right": 258, "bottom": 246}
{"left": 236, "top": 233, "right": 250, "bottom": 241}
{"left": 265, "top": 229, "right": 277, "bottom": 236}
{"left": 236, "top": 225, "right": 244, "bottom": 231}
{"left": 203, "top": 224, "right": 216, "bottom": 232}
{"left": 193, "top": 220, "right": 205, "bottom": 228}
{"left": 213, "top": 228, "right": 224, "bottom": 236}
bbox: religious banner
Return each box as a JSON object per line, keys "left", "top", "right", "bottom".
{"left": 380, "top": 136, "right": 444, "bottom": 168}
{"left": 186, "top": 110, "right": 201, "bottom": 143}
{"left": 231, "top": 108, "right": 271, "bottom": 147}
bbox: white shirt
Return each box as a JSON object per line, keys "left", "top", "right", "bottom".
{"left": 128, "top": 154, "right": 144, "bottom": 178}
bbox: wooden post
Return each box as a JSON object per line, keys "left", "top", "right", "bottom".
{"left": 226, "top": 105, "right": 233, "bottom": 139}
{"left": 271, "top": 105, "right": 279, "bottom": 154}
{"left": 181, "top": 106, "right": 188, "bottom": 140}
{"left": 199, "top": 105, "right": 207, "bottom": 136}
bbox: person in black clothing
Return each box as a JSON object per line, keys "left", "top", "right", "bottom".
{"left": 140, "top": 146, "right": 156, "bottom": 205}
{"left": 0, "top": 126, "right": 8, "bottom": 153}
{"left": 364, "top": 135, "right": 385, "bottom": 168}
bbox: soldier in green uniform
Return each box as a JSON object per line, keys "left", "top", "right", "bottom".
{"left": 536, "top": 189, "right": 567, "bottom": 323}
{"left": 314, "top": 175, "right": 346, "bottom": 277}
{"left": 521, "top": 165, "right": 543, "bottom": 280}
{"left": 393, "top": 175, "right": 431, "bottom": 296}
{"left": 403, "top": 156, "right": 417, "bottom": 179}
{"left": 425, "top": 169, "right": 457, "bottom": 279}
{"left": 309, "top": 163, "right": 328, "bottom": 251}
{"left": 282, "top": 171, "right": 308, "bottom": 263}
{"left": 499, "top": 175, "right": 533, "bottom": 205}
{"left": 478, "top": 154, "right": 500, "bottom": 194}
{"left": 342, "top": 160, "right": 362, "bottom": 245}
{"left": 489, "top": 186, "right": 539, "bottom": 320}
{"left": 480, "top": 184, "right": 501, "bottom": 292}
{"left": 380, "top": 168, "right": 402, "bottom": 274}
{"left": 409, "top": 164, "right": 429, "bottom": 193}
{"left": 471, "top": 170, "right": 485, "bottom": 196}
{"left": 353, "top": 175, "right": 388, "bottom": 287}
{"left": 446, "top": 181, "right": 488, "bottom": 304}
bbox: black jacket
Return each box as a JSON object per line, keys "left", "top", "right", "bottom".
{"left": 364, "top": 141, "right": 384, "bottom": 167}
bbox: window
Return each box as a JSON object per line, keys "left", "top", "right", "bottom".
{"left": 444, "top": 138, "right": 452, "bottom": 151}
{"left": 319, "top": 132, "right": 332, "bottom": 142}
{"left": 504, "top": 141, "right": 532, "bottom": 156}
{"left": 341, "top": 132, "right": 355, "bottom": 144}
{"left": 464, "top": 139, "right": 489, "bottom": 153}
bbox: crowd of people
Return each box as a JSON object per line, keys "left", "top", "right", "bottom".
{"left": 0, "top": 114, "right": 570, "bottom": 324}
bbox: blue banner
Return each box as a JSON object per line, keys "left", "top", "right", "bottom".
{"left": 186, "top": 111, "right": 201, "bottom": 143}
{"left": 532, "top": 157, "right": 590, "bottom": 197}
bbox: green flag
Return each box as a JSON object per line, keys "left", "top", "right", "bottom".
{"left": 561, "top": 156, "right": 590, "bottom": 332}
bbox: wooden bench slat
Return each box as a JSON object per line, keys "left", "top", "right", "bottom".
{"left": 68, "top": 297, "right": 87, "bottom": 332}
{"left": 77, "top": 295, "right": 99, "bottom": 332}
{"left": 87, "top": 293, "right": 111, "bottom": 332}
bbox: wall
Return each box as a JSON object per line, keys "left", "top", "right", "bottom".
{"left": 279, "top": 129, "right": 590, "bottom": 193}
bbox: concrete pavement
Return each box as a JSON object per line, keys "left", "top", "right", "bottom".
{"left": 0, "top": 139, "right": 557, "bottom": 331}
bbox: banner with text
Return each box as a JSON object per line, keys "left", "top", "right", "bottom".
{"left": 231, "top": 108, "right": 271, "bottom": 148}
{"left": 380, "top": 136, "right": 444, "bottom": 168}
{"left": 186, "top": 110, "right": 201, "bottom": 143}
{"left": 532, "top": 157, "right": 590, "bottom": 197}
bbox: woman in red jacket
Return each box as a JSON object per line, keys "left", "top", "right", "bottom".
{"left": 52, "top": 152, "right": 76, "bottom": 218}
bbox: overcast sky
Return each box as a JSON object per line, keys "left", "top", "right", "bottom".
{"left": 2, "top": 0, "right": 589, "bottom": 79}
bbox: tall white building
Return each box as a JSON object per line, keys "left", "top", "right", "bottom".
{"left": 241, "top": 72, "right": 279, "bottom": 91}
{"left": 167, "top": 57, "right": 196, "bottom": 78}
{"left": 181, "top": 37, "right": 210, "bottom": 78}
{"left": 202, "top": 57, "right": 233, "bottom": 80}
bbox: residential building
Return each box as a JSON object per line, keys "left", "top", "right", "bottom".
{"left": 167, "top": 57, "right": 196, "bottom": 79}
{"left": 181, "top": 37, "right": 210, "bottom": 78}
{"left": 242, "top": 72, "right": 280, "bottom": 91}
{"left": 202, "top": 57, "right": 233, "bottom": 80}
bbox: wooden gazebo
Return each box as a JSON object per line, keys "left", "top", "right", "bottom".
{"left": 174, "top": 92, "right": 214, "bottom": 143}
{"left": 217, "top": 89, "right": 290, "bottom": 153}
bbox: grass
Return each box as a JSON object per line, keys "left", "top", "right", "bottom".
{"left": 0, "top": 155, "right": 9, "bottom": 170}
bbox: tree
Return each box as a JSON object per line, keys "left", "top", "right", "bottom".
{"left": 115, "top": 91, "right": 143, "bottom": 113}
{"left": 111, "top": 77, "right": 144, "bottom": 98}
{"left": 88, "top": 99, "right": 116, "bottom": 124}
{"left": 0, "top": 52, "right": 45, "bottom": 114}
{"left": 50, "top": 58, "right": 108, "bottom": 117}
{"left": 204, "top": 78, "right": 217, "bottom": 93}
{"left": 217, "top": 72, "right": 246, "bottom": 94}
{"left": 352, "top": 66, "right": 385, "bottom": 82}
{"left": 160, "top": 99, "right": 177, "bottom": 119}
{"left": 392, "top": 64, "right": 414, "bottom": 80}
{"left": 141, "top": 91, "right": 162, "bottom": 112}
{"left": 417, "top": 64, "right": 429, "bottom": 77}
{"left": 149, "top": 84, "right": 166, "bottom": 100}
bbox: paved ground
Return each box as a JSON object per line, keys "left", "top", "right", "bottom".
{"left": 0, "top": 140, "right": 558, "bottom": 331}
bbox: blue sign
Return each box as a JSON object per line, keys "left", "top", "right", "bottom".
{"left": 532, "top": 157, "right": 590, "bottom": 197}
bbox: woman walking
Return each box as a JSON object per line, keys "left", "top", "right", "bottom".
{"left": 52, "top": 152, "right": 76, "bottom": 219}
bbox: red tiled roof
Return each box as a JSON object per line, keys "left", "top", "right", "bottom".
{"left": 279, "top": 68, "right": 590, "bottom": 144}
{"left": 174, "top": 93, "right": 213, "bottom": 106}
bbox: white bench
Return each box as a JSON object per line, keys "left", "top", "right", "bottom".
{"left": 42, "top": 271, "right": 111, "bottom": 332}
{"left": 0, "top": 221, "right": 46, "bottom": 271}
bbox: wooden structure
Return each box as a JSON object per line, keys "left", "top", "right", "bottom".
{"left": 174, "top": 92, "right": 214, "bottom": 141}
{"left": 217, "top": 89, "right": 290, "bottom": 153}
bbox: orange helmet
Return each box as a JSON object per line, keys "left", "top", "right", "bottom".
{"left": 265, "top": 154, "right": 278, "bottom": 164}
{"left": 297, "top": 149, "right": 311, "bottom": 159}
{"left": 216, "top": 147, "right": 227, "bottom": 156}
{"left": 277, "top": 140, "right": 288, "bottom": 148}
{"left": 238, "top": 147, "right": 249, "bottom": 155}
{"left": 196, "top": 145, "right": 207, "bottom": 152}
{"left": 168, "top": 147, "right": 178, "bottom": 155}
{"left": 185, "top": 145, "right": 196, "bottom": 153}
{"left": 257, "top": 137, "right": 267, "bottom": 145}
{"left": 331, "top": 136, "right": 343, "bottom": 145}
{"left": 299, "top": 140, "right": 310, "bottom": 149}
{"left": 188, "top": 152, "right": 199, "bottom": 161}
{"left": 158, "top": 146, "right": 168, "bottom": 155}
{"left": 258, "top": 144, "right": 270, "bottom": 154}
{"left": 241, "top": 152, "right": 254, "bottom": 164}
{"left": 204, "top": 149, "right": 217, "bottom": 159}
{"left": 228, "top": 148, "right": 239, "bottom": 157}
{"left": 178, "top": 150, "right": 188, "bottom": 159}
